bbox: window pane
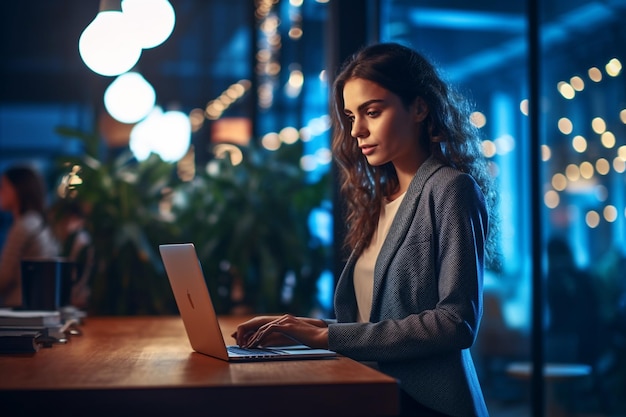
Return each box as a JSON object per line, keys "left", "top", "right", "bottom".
{"left": 541, "top": 1, "right": 626, "bottom": 415}
{"left": 253, "top": 1, "right": 334, "bottom": 316}
{"left": 380, "top": 1, "right": 532, "bottom": 414}
{"left": 381, "top": 1, "right": 626, "bottom": 415}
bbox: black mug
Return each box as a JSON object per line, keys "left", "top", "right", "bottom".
{"left": 20, "top": 257, "right": 76, "bottom": 310}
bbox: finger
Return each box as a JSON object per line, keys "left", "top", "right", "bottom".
{"left": 233, "top": 316, "right": 274, "bottom": 346}
{"left": 243, "top": 321, "right": 282, "bottom": 348}
{"left": 261, "top": 332, "right": 303, "bottom": 347}
{"left": 242, "top": 327, "right": 271, "bottom": 348}
{"left": 232, "top": 325, "right": 250, "bottom": 346}
{"left": 232, "top": 330, "right": 253, "bottom": 346}
{"left": 236, "top": 315, "right": 289, "bottom": 347}
{"left": 234, "top": 317, "right": 264, "bottom": 335}
{"left": 243, "top": 317, "right": 301, "bottom": 348}
{"left": 254, "top": 332, "right": 298, "bottom": 347}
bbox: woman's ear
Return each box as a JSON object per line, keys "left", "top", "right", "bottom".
{"left": 412, "top": 97, "right": 429, "bottom": 123}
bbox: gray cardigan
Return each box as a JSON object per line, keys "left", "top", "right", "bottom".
{"left": 328, "top": 157, "right": 489, "bottom": 417}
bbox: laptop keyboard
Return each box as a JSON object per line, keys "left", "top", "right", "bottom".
{"left": 227, "top": 346, "right": 282, "bottom": 356}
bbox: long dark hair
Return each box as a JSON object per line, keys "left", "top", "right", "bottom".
{"left": 3, "top": 166, "right": 48, "bottom": 217}
{"left": 331, "top": 42, "right": 499, "bottom": 265}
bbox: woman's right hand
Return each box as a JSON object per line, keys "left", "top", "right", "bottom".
{"left": 231, "top": 315, "right": 281, "bottom": 347}
{"left": 231, "top": 315, "right": 328, "bottom": 348}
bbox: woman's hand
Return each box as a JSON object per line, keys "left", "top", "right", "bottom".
{"left": 231, "top": 314, "right": 329, "bottom": 349}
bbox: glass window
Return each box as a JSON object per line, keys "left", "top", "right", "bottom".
{"left": 252, "top": 0, "right": 334, "bottom": 316}
{"left": 540, "top": 1, "right": 626, "bottom": 415}
{"left": 381, "top": 0, "right": 626, "bottom": 415}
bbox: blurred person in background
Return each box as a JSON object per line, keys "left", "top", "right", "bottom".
{"left": 546, "top": 236, "right": 600, "bottom": 365}
{"left": 0, "top": 165, "right": 59, "bottom": 307}
{"left": 49, "top": 198, "right": 94, "bottom": 310}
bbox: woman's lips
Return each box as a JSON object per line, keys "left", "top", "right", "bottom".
{"left": 360, "top": 145, "right": 376, "bottom": 155}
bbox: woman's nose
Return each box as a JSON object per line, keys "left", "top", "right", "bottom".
{"left": 351, "top": 118, "right": 367, "bottom": 139}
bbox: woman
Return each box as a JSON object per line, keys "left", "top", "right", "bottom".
{"left": 233, "top": 43, "right": 498, "bottom": 416}
{"left": 0, "top": 165, "right": 59, "bottom": 307}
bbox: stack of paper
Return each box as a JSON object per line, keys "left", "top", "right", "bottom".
{"left": 0, "top": 309, "right": 61, "bottom": 327}
{"left": 0, "top": 310, "right": 63, "bottom": 353}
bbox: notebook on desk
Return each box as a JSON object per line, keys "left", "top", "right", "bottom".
{"left": 159, "top": 243, "right": 337, "bottom": 362}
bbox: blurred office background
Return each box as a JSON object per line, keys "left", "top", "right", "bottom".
{"left": 1, "top": 0, "right": 626, "bottom": 415}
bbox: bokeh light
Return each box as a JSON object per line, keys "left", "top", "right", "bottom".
{"left": 130, "top": 107, "right": 191, "bottom": 162}
{"left": 79, "top": 10, "right": 142, "bottom": 76}
{"left": 104, "top": 72, "right": 156, "bottom": 124}
{"left": 122, "top": 0, "right": 176, "bottom": 49}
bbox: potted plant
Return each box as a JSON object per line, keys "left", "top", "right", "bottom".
{"left": 54, "top": 126, "right": 332, "bottom": 316}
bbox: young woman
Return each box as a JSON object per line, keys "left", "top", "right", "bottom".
{"left": 0, "top": 166, "right": 59, "bottom": 307}
{"left": 233, "top": 43, "right": 498, "bottom": 416}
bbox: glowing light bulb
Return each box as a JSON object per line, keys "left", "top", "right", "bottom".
{"left": 153, "top": 110, "right": 191, "bottom": 162}
{"left": 79, "top": 9, "right": 142, "bottom": 76}
{"left": 122, "top": 0, "right": 176, "bottom": 49}
{"left": 130, "top": 107, "right": 191, "bottom": 162}
{"left": 104, "top": 72, "right": 156, "bottom": 123}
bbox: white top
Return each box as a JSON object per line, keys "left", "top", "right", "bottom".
{"left": 353, "top": 192, "right": 406, "bottom": 322}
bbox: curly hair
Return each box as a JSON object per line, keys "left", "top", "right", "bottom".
{"left": 331, "top": 42, "right": 499, "bottom": 267}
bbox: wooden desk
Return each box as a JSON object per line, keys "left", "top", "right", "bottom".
{"left": 0, "top": 316, "right": 399, "bottom": 417}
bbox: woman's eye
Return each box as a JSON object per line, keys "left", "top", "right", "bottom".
{"left": 366, "top": 110, "right": 380, "bottom": 117}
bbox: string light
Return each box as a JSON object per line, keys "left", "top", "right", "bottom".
{"left": 549, "top": 56, "right": 625, "bottom": 230}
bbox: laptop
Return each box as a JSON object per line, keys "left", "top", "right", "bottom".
{"left": 159, "top": 243, "right": 337, "bottom": 362}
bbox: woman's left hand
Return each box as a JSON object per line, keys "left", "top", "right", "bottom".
{"left": 232, "top": 314, "right": 329, "bottom": 349}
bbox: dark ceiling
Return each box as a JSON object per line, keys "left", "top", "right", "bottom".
{"left": 2, "top": 0, "right": 625, "bottom": 112}
{"left": 0, "top": 0, "right": 252, "bottom": 110}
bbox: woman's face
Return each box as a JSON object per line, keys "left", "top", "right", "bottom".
{"left": 0, "top": 175, "right": 18, "bottom": 212}
{"left": 342, "top": 77, "right": 428, "bottom": 172}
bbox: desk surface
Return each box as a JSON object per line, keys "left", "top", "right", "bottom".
{"left": 0, "top": 316, "right": 399, "bottom": 417}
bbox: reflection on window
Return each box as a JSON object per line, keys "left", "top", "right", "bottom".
{"left": 382, "top": 1, "right": 626, "bottom": 415}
